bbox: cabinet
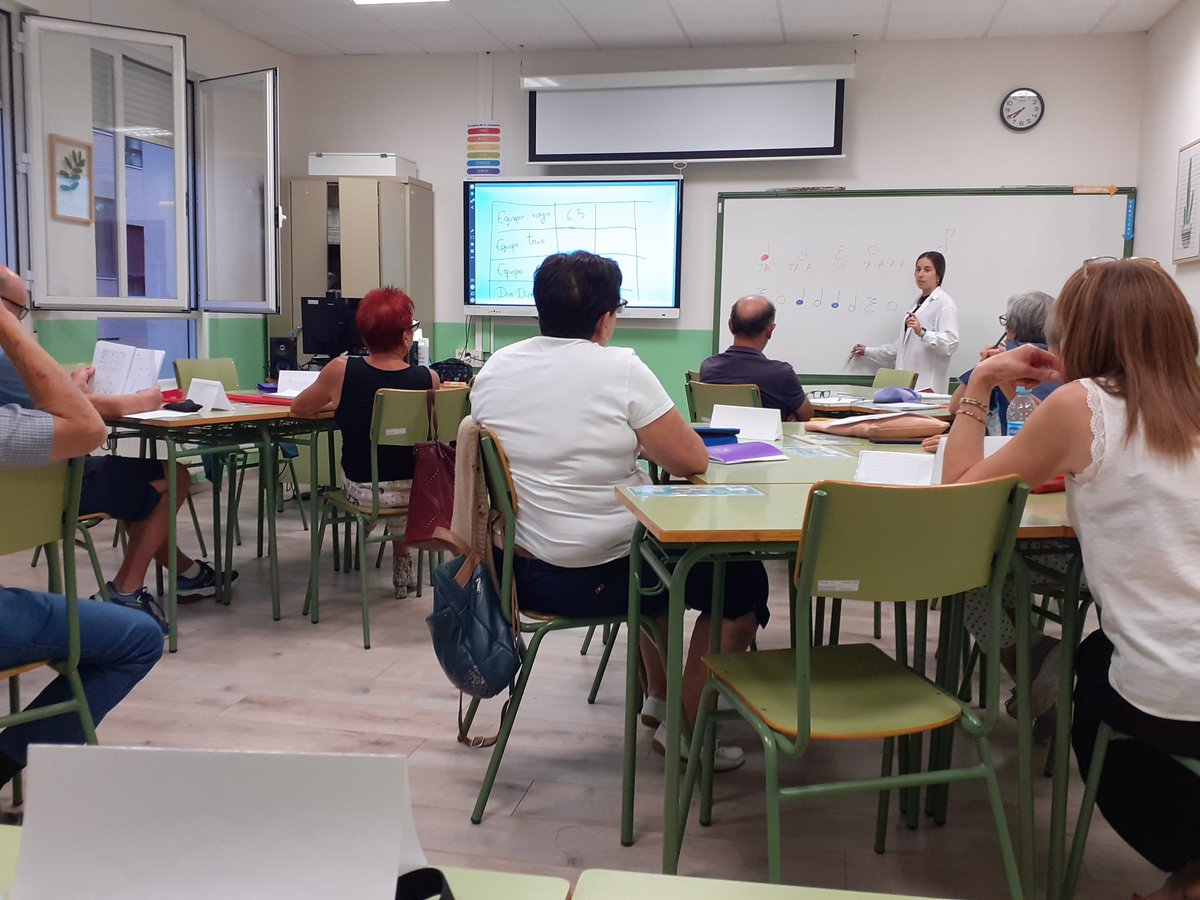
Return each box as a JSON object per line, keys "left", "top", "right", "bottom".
{"left": 274, "top": 176, "right": 434, "bottom": 358}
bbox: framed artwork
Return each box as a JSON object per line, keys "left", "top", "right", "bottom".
{"left": 48, "top": 134, "right": 93, "bottom": 225}
{"left": 1173, "top": 138, "right": 1200, "bottom": 263}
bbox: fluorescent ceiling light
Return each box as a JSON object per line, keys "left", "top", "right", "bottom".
{"left": 352, "top": 0, "right": 449, "bottom": 4}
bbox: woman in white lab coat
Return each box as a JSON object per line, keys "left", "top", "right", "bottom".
{"left": 852, "top": 251, "right": 959, "bottom": 392}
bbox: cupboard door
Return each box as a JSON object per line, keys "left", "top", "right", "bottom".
{"left": 338, "top": 177, "right": 380, "bottom": 298}
{"left": 289, "top": 179, "right": 328, "bottom": 301}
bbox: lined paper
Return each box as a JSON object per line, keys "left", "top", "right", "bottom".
{"left": 853, "top": 451, "right": 935, "bottom": 486}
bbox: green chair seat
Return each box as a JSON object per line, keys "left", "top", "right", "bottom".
{"left": 707, "top": 643, "right": 961, "bottom": 741}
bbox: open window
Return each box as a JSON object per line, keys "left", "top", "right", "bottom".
{"left": 196, "top": 68, "right": 279, "bottom": 314}
{"left": 22, "top": 17, "right": 279, "bottom": 316}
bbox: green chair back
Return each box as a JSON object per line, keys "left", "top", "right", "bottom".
{"left": 432, "top": 386, "right": 471, "bottom": 442}
{"left": 479, "top": 429, "right": 517, "bottom": 628}
{"left": 795, "top": 477, "right": 1025, "bottom": 605}
{"left": 0, "top": 458, "right": 96, "bottom": 753}
{"left": 871, "top": 368, "right": 918, "bottom": 390}
{"left": 683, "top": 371, "right": 700, "bottom": 422}
{"left": 174, "top": 357, "right": 239, "bottom": 392}
{"left": 0, "top": 461, "right": 74, "bottom": 554}
{"left": 688, "top": 381, "right": 761, "bottom": 423}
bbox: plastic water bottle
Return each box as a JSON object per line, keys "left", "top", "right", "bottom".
{"left": 1006, "top": 387, "right": 1037, "bottom": 437}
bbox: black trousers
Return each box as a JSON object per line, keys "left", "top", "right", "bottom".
{"left": 1071, "top": 629, "right": 1200, "bottom": 872}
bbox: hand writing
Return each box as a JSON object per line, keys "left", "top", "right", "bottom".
{"left": 905, "top": 314, "right": 924, "bottom": 336}
{"left": 134, "top": 386, "right": 165, "bottom": 412}
{"left": 850, "top": 344, "right": 867, "bottom": 358}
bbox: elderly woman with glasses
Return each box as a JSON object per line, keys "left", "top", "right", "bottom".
{"left": 292, "top": 286, "right": 438, "bottom": 598}
{"left": 933, "top": 290, "right": 1061, "bottom": 438}
{"left": 942, "top": 257, "right": 1200, "bottom": 899}
{"left": 471, "top": 250, "right": 769, "bottom": 773}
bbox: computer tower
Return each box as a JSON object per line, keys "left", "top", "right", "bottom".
{"left": 269, "top": 336, "right": 298, "bottom": 379}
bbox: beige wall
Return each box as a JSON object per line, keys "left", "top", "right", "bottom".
{"left": 282, "top": 34, "right": 1145, "bottom": 330}
{"left": 1141, "top": 0, "right": 1200, "bottom": 301}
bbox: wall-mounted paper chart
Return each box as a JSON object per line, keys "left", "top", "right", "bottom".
{"left": 467, "top": 123, "right": 500, "bottom": 176}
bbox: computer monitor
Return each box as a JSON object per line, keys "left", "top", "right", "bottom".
{"left": 300, "top": 295, "right": 364, "bottom": 358}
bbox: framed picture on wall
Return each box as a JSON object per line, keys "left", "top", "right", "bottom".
{"left": 1173, "top": 138, "right": 1200, "bottom": 263}
{"left": 48, "top": 134, "right": 93, "bottom": 225}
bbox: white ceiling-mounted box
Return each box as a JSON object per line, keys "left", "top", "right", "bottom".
{"left": 307, "top": 152, "right": 418, "bottom": 179}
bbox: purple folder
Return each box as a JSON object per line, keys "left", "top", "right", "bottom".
{"left": 707, "top": 441, "right": 788, "bottom": 464}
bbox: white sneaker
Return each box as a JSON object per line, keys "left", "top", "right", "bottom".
{"left": 641, "top": 696, "right": 666, "bottom": 728}
{"left": 651, "top": 722, "right": 745, "bottom": 773}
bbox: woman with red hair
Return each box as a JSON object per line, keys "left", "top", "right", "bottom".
{"left": 293, "top": 286, "right": 439, "bottom": 597}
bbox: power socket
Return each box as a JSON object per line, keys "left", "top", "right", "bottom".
{"left": 454, "top": 348, "right": 473, "bottom": 362}
{"left": 455, "top": 348, "right": 487, "bottom": 366}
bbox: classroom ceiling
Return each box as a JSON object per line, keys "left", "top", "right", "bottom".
{"left": 174, "top": 0, "right": 1181, "bottom": 57}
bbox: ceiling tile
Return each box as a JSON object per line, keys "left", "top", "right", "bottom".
{"left": 198, "top": 4, "right": 306, "bottom": 36}
{"left": 401, "top": 29, "right": 511, "bottom": 52}
{"left": 486, "top": 24, "right": 598, "bottom": 51}
{"left": 360, "top": 3, "right": 482, "bottom": 29}
{"left": 284, "top": 7, "right": 386, "bottom": 33}
{"left": 320, "top": 29, "right": 426, "bottom": 53}
{"left": 781, "top": 0, "right": 890, "bottom": 15}
{"left": 1093, "top": 0, "right": 1178, "bottom": 34}
{"left": 681, "top": 19, "right": 784, "bottom": 45}
{"left": 560, "top": 0, "right": 680, "bottom": 29}
{"left": 456, "top": 0, "right": 578, "bottom": 29}
{"left": 669, "top": 0, "right": 780, "bottom": 18}
{"left": 244, "top": 0, "right": 351, "bottom": 10}
{"left": 255, "top": 32, "right": 343, "bottom": 54}
{"left": 989, "top": 5, "right": 1110, "bottom": 37}
{"left": 583, "top": 26, "right": 690, "bottom": 48}
{"left": 784, "top": 16, "right": 886, "bottom": 41}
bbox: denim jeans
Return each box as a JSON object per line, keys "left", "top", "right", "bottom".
{"left": 0, "top": 588, "right": 163, "bottom": 766}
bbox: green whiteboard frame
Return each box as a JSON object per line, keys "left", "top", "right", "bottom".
{"left": 711, "top": 186, "right": 1137, "bottom": 354}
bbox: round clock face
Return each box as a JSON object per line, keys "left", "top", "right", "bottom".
{"left": 1000, "top": 88, "right": 1045, "bottom": 131}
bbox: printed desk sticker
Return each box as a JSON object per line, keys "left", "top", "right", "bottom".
{"left": 628, "top": 485, "right": 764, "bottom": 497}
{"left": 784, "top": 445, "right": 846, "bottom": 458}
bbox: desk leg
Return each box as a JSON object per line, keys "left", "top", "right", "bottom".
{"left": 1013, "top": 556, "right": 1036, "bottom": 898}
{"left": 621, "top": 524, "right": 645, "bottom": 848}
{"left": 662, "top": 549, "right": 701, "bottom": 875}
{"left": 260, "top": 428, "right": 281, "bottom": 621}
{"left": 166, "top": 437, "right": 180, "bottom": 654}
{"left": 223, "top": 450, "right": 238, "bottom": 606}
{"left": 1046, "top": 555, "right": 1082, "bottom": 900}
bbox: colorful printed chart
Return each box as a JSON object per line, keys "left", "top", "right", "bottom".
{"left": 467, "top": 123, "right": 500, "bottom": 175}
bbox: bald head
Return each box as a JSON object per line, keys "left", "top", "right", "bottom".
{"left": 729, "top": 295, "right": 776, "bottom": 346}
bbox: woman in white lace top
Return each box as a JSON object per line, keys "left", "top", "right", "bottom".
{"left": 940, "top": 257, "right": 1200, "bottom": 900}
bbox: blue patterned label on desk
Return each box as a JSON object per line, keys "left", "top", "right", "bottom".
{"left": 628, "top": 485, "right": 765, "bottom": 497}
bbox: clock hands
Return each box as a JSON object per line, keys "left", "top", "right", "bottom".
{"left": 1007, "top": 107, "right": 1026, "bottom": 120}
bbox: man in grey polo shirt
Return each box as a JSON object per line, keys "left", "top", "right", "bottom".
{"left": 700, "top": 294, "right": 814, "bottom": 422}
{"left": 0, "top": 265, "right": 162, "bottom": 796}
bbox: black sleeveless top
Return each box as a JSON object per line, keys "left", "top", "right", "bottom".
{"left": 334, "top": 357, "right": 434, "bottom": 483}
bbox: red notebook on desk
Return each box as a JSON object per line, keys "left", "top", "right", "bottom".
{"left": 227, "top": 393, "right": 295, "bottom": 407}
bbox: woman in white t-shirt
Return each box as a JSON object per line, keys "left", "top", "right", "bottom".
{"left": 472, "top": 251, "right": 769, "bottom": 773}
{"left": 940, "top": 257, "right": 1200, "bottom": 899}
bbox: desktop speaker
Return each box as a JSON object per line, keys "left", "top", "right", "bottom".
{"left": 269, "top": 336, "right": 298, "bottom": 379}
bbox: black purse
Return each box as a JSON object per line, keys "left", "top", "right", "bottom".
{"left": 395, "top": 867, "right": 456, "bottom": 900}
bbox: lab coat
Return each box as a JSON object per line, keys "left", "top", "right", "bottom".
{"left": 863, "top": 286, "right": 959, "bottom": 392}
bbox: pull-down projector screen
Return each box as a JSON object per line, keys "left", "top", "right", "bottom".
{"left": 464, "top": 178, "right": 682, "bottom": 319}
{"left": 529, "top": 80, "right": 844, "bottom": 163}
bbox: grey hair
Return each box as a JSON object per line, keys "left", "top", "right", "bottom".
{"left": 1005, "top": 290, "right": 1055, "bottom": 344}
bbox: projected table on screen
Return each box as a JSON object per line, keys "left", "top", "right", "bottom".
{"left": 464, "top": 179, "right": 682, "bottom": 318}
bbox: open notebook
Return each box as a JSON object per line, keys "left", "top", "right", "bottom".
{"left": 12, "top": 745, "right": 427, "bottom": 900}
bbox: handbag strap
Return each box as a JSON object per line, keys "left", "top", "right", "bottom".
{"left": 457, "top": 692, "right": 511, "bottom": 749}
{"left": 425, "top": 389, "right": 439, "bottom": 442}
{"left": 396, "top": 867, "right": 456, "bottom": 900}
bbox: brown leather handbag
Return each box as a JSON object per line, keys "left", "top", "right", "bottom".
{"left": 404, "top": 390, "right": 457, "bottom": 551}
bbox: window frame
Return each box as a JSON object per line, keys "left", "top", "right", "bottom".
{"left": 23, "top": 15, "right": 189, "bottom": 312}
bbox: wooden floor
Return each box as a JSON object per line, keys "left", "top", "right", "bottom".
{"left": 0, "top": 478, "right": 1162, "bottom": 898}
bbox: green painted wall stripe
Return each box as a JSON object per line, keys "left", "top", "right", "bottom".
{"left": 430, "top": 321, "right": 712, "bottom": 411}
{"left": 34, "top": 319, "right": 98, "bottom": 366}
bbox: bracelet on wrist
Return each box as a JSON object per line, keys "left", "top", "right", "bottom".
{"left": 959, "top": 396, "right": 988, "bottom": 412}
{"left": 955, "top": 408, "right": 987, "bottom": 425}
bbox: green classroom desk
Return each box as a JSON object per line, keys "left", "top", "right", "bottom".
{"left": 617, "top": 470, "right": 1073, "bottom": 878}
{"left": 0, "top": 826, "right": 568, "bottom": 900}
{"left": 574, "top": 869, "right": 941, "bottom": 899}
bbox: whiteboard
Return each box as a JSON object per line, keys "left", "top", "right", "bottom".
{"left": 714, "top": 189, "right": 1136, "bottom": 377}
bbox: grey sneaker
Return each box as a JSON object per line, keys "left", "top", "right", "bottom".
{"left": 96, "top": 584, "right": 168, "bottom": 636}
{"left": 177, "top": 561, "right": 238, "bottom": 602}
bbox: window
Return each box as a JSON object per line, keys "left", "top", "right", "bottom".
{"left": 23, "top": 17, "right": 278, "bottom": 317}
{"left": 26, "top": 18, "right": 187, "bottom": 311}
